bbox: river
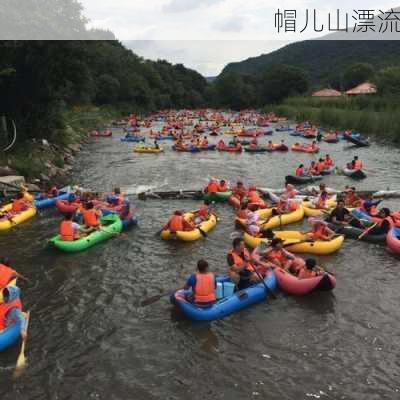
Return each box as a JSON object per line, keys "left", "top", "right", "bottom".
{"left": 1, "top": 123, "right": 400, "bottom": 400}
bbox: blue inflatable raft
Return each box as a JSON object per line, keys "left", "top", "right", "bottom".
{"left": 120, "top": 136, "right": 146, "bottom": 143}
{"left": 0, "top": 317, "right": 24, "bottom": 352}
{"left": 171, "top": 270, "right": 277, "bottom": 321}
{"left": 35, "top": 192, "right": 70, "bottom": 209}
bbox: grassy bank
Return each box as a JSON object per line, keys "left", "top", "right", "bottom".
{"left": 269, "top": 96, "right": 400, "bottom": 142}
{"left": 0, "top": 105, "right": 124, "bottom": 180}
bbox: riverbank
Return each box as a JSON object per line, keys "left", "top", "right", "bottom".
{"left": 270, "top": 96, "right": 400, "bottom": 142}
{"left": 0, "top": 106, "right": 124, "bottom": 189}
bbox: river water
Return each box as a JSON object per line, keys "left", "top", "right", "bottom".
{"left": 1, "top": 124, "right": 400, "bottom": 400}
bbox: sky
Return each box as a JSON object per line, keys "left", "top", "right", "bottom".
{"left": 81, "top": 0, "right": 398, "bottom": 76}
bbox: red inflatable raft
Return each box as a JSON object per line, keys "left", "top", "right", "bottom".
{"left": 56, "top": 200, "right": 79, "bottom": 214}
{"left": 275, "top": 268, "right": 336, "bottom": 295}
{"left": 291, "top": 144, "right": 319, "bottom": 153}
{"left": 387, "top": 227, "right": 400, "bottom": 254}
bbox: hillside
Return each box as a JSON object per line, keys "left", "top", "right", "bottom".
{"left": 221, "top": 40, "right": 400, "bottom": 83}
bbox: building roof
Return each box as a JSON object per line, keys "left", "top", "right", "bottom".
{"left": 312, "top": 88, "right": 342, "bottom": 97}
{"left": 346, "top": 82, "right": 377, "bottom": 95}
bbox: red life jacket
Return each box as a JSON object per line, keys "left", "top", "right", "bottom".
{"left": 218, "top": 183, "right": 228, "bottom": 192}
{"left": 325, "top": 158, "right": 333, "bottom": 166}
{"left": 60, "top": 220, "right": 75, "bottom": 241}
{"left": 295, "top": 167, "right": 304, "bottom": 177}
{"left": 0, "top": 264, "right": 16, "bottom": 288}
{"left": 11, "top": 199, "right": 26, "bottom": 213}
{"left": 169, "top": 215, "right": 184, "bottom": 232}
{"left": 317, "top": 161, "right": 326, "bottom": 172}
{"left": 194, "top": 273, "right": 216, "bottom": 303}
{"left": 0, "top": 298, "right": 22, "bottom": 331}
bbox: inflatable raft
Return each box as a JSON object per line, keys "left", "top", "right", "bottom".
{"left": 291, "top": 144, "right": 319, "bottom": 153}
{"left": 56, "top": 199, "right": 80, "bottom": 215}
{"left": 328, "top": 223, "right": 386, "bottom": 243}
{"left": 34, "top": 192, "right": 70, "bottom": 209}
{"left": 171, "top": 270, "right": 277, "bottom": 321}
{"left": 387, "top": 227, "right": 400, "bottom": 254}
{"left": 161, "top": 213, "right": 217, "bottom": 242}
{"left": 275, "top": 268, "right": 336, "bottom": 296}
{"left": 133, "top": 147, "right": 164, "bottom": 154}
{"left": 120, "top": 136, "right": 145, "bottom": 142}
{"left": 244, "top": 147, "right": 268, "bottom": 153}
{"left": 261, "top": 207, "right": 305, "bottom": 230}
{"left": 0, "top": 313, "right": 26, "bottom": 352}
{"left": 243, "top": 232, "right": 344, "bottom": 255}
{"left": 0, "top": 204, "right": 37, "bottom": 231}
{"left": 285, "top": 175, "right": 323, "bottom": 185}
{"left": 203, "top": 191, "right": 232, "bottom": 203}
{"left": 48, "top": 214, "right": 123, "bottom": 252}
{"left": 343, "top": 168, "right": 367, "bottom": 180}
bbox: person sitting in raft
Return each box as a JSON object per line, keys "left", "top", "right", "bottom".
{"left": 236, "top": 201, "right": 249, "bottom": 219}
{"left": 283, "top": 184, "right": 299, "bottom": 199}
{"left": 264, "top": 238, "right": 304, "bottom": 274}
{"left": 217, "top": 139, "right": 225, "bottom": 149}
{"left": 317, "top": 158, "right": 327, "bottom": 173}
{"left": 295, "top": 164, "right": 306, "bottom": 177}
{"left": 250, "top": 137, "right": 258, "bottom": 147}
{"left": 352, "top": 156, "right": 363, "bottom": 170}
{"left": 307, "top": 161, "right": 319, "bottom": 176}
{"left": 368, "top": 208, "right": 395, "bottom": 235}
{"left": 164, "top": 210, "right": 195, "bottom": 233}
{"left": 245, "top": 211, "right": 261, "bottom": 236}
{"left": 0, "top": 258, "right": 19, "bottom": 291}
{"left": 359, "top": 196, "right": 381, "bottom": 217}
{"left": 0, "top": 285, "right": 27, "bottom": 340}
{"left": 328, "top": 199, "right": 362, "bottom": 228}
{"left": 193, "top": 202, "right": 211, "bottom": 224}
{"left": 304, "top": 219, "right": 335, "bottom": 241}
{"left": 1, "top": 193, "right": 29, "bottom": 218}
{"left": 310, "top": 140, "right": 318, "bottom": 151}
{"left": 325, "top": 154, "right": 334, "bottom": 167}
{"left": 343, "top": 187, "right": 362, "bottom": 208}
{"left": 247, "top": 186, "right": 266, "bottom": 210}
{"left": 205, "top": 178, "right": 219, "bottom": 193}
{"left": 227, "top": 238, "right": 261, "bottom": 290}
{"left": 231, "top": 136, "right": 239, "bottom": 144}
{"left": 298, "top": 258, "right": 324, "bottom": 279}
{"left": 232, "top": 181, "right": 248, "bottom": 203}
{"left": 217, "top": 179, "right": 229, "bottom": 192}
{"left": 185, "top": 260, "right": 216, "bottom": 306}
{"left": 201, "top": 136, "right": 208, "bottom": 147}
{"left": 310, "top": 190, "right": 329, "bottom": 210}
{"left": 274, "top": 196, "right": 298, "bottom": 215}
{"left": 60, "top": 213, "right": 82, "bottom": 241}
{"left": 82, "top": 202, "right": 102, "bottom": 233}
{"left": 267, "top": 140, "right": 274, "bottom": 151}
{"left": 154, "top": 140, "right": 160, "bottom": 149}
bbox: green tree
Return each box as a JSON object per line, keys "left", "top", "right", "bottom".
{"left": 343, "top": 63, "right": 374, "bottom": 90}
{"left": 260, "top": 65, "right": 309, "bottom": 104}
{"left": 95, "top": 74, "right": 121, "bottom": 104}
{"left": 376, "top": 67, "right": 400, "bottom": 96}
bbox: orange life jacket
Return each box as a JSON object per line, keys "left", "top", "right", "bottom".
{"left": 207, "top": 182, "right": 219, "bottom": 193}
{"left": 354, "top": 160, "right": 363, "bottom": 170}
{"left": 295, "top": 167, "right": 304, "bottom": 176}
{"left": 194, "top": 273, "right": 216, "bottom": 303}
{"left": 360, "top": 201, "right": 378, "bottom": 216}
{"left": 0, "top": 298, "right": 22, "bottom": 331}
{"left": 60, "top": 220, "right": 75, "bottom": 241}
{"left": 83, "top": 209, "right": 100, "bottom": 227}
{"left": 11, "top": 199, "right": 26, "bottom": 213}
{"left": 0, "top": 264, "right": 16, "bottom": 288}
{"left": 317, "top": 161, "right": 326, "bottom": 172}
{"left": 197, "top": 205, "right": 208, "bottom": 218}
{"left": 228, "top": 248, "right": 254, "bottom": 272}
{"left": 218, "top": 183, "right": 228, "bottom": 192}
{"left": 298, "top": 268, "right": 317, "bottom": 280}
{"left": 248, "top": 191, "right": 263, "bottom": 205}
{"left": 316, "top": 196, "right": 327, "bottom": 209}
{"left": 169, "top": 215, "right": 184, "bottom": 232}
{"left": 237, "top": 209, "right": 248, "bottom": 219}
{"left": 345, "top": 193, "right": 361, "bottom": 207}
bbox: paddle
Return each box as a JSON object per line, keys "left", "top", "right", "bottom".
{"left": 141, "top": 288, "right": 183, "bottom": 306}
{"left": 13, "top": 311, "right": 30, "bottom": 380}
{"left": 357, "top": 222, "right": 378, "bottom": 240}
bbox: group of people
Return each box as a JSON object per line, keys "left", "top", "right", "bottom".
{"left": 59, "top": 188, "right": 129, "bottom": 241}
{"left": 295, "top": 154, "right": 334, "bottom": 177}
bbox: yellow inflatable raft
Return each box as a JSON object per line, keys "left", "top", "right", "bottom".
{"left": 302, "top": 199, "right": 336, "bottom": 217}
{"left": 243, "top": 231, "right": 344, "bottom": 255}
{"left": 0, "top": 203, "right": 37, "bottom": 231}
{"left": 260, "top": 206, "right": 305, "bottom": 230}
{"left": 133, "top": 147, "right": 164, "bottom": 154}
{"left": 161, "top": 213, "right": 217, "bottom": 241}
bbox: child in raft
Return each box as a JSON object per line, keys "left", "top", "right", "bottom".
{"left": 303, "top": 219, "right": 336, "bottom": 241}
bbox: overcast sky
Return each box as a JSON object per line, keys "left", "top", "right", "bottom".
{"left": 81, "top": 0, "right": 397, "bottom": 76}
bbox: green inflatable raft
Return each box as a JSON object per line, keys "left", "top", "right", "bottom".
{"left": 202, "top": 191, "right": 232, "bottom": 202}
{"left": 48, "top": 214, "right": 123, "bottom": 252}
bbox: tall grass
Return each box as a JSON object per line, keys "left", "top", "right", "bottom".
{"left": 270, "top": 96, "right": 400, "bottom": 142}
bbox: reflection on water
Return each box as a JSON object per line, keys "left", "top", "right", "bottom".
{"left": 1, "top": 126, "right": 400, "bottom": 399}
